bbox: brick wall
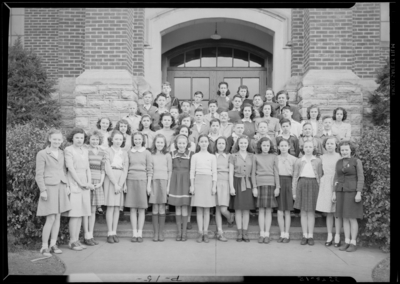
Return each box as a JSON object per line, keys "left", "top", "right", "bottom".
{"left": 24, "top": 8, "right": 59, "bottom": 80}
{"left": 352, "top": 3, "right": 381, "bottom": 78}
{"left": 303, "top": 9, "right": 310, "bottom": 74}
{"left": 132, "top": 8, "right": 144, "bottom": 76}
{"left": 380, "top": 45, "right": 389, "bottom": 65}
{"left": 291, "top": 9, "right": 304, "bottom": 76}
{"left": 58, "top": 9, "right": 85, "bottom": 77}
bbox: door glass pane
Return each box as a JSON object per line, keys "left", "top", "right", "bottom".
{"left": 249, "top": 53, "right": 264, "bottom": 67}
{"left": 233, "top": 49, "right": 249, "bottom": 67}
{"left": 192, "top": 78, "right": 210, "bottom": 100}
{"left": 242, "top": 78, "right": 260, "bottom": 97}
{"left": 186, "top": 49, "right": 201, "bottom": 67}
{"left": 217, "top": 47, "right": 233, "bottom": 67}
{"left": 202, "top": 47, "right": 217, "bottom": 67}
{"left": 174, "top": 78, "right": 191, "bottom": 100}
{"left": 170, "top": 54, "right": 185, "bottom": 67}
{"left": 224, "top": 78, "right": 241, "bottom": 96}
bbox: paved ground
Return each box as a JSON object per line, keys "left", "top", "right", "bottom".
{"left": 55, "top": 236, "right": 388, "bottom": 282}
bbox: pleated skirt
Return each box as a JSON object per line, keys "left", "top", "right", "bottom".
{"left": 37, "top": 182, "right": 71, "bottom": 216}
{"left": 63, "top": 189, "right": 91, "bottom": 217}
{"left": 335, "top": 191, "right": 363, "bottom": 219}
{"left": 125, "top": 179, "right": 148, "bottom": 209}
{"left": 293, "top": 177, "right": 319, "bottom": 212}
{"left": 90, "top": 178, "right": 105, "bottom": 206}
{"left": 276, "top": 176, "right": 294, "bottom": 211}
{"left": 256, "top": 185, "right": 278, "bottom": 209}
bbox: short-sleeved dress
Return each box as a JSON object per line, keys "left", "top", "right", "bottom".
{"left": 88, "top": 146, "right": 107, "bottom": 206}
{"left": 316, "top": 153, "right": 341, "bottom": 213}
{"left": 332, "top": 122, "right": 352, "bottom": 142}
{"left": 229, "top": 152, "right": 256, "bottom": 210}
{"left": 215, "top": 153, "right": 231, "bottom": 207}
{"left": 168, "top": 150, "right": 193, "bottom": 206}
{"left": 63, "top": 145, "right": 91, "bottom": 217}
{"left": 149, "top": 152, "right": 172, "bottom": 204}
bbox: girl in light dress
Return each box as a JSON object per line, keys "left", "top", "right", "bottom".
{"left": 332, "top": 107, "right": 352, "bottom": 142}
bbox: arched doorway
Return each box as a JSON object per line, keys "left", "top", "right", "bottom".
{"left": 163, "top": 39, "right": 272, "bottom": 105}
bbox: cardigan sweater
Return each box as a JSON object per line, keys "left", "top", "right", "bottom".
{"left": 190, "top": 151, "right": 218, "bottom": 181}
{"left": 292, "top": 155, "right": 323, "bottom": 194}
{"left": 251, "top": 153, "right": 280, "bottom": 187}
{"left": 333, "top": 157, "right": 364, "bottom": 192}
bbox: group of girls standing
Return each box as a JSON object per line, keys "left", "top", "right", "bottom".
{"left": 35, "top": 81, "right": 364, "bottom": 258}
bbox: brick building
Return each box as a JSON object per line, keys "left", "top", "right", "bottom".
{"left": 8, "top": 5, "right": 390, "bottom": 139}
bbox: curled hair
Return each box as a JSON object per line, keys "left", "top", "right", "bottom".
{"left": 173, "top": 134, "right": 190, "bottom": 152}
{"left": 276, "top": 138, "right": 290, "bottom": 155}
{"left": 108, "top": 129, "right": 126, "bottom": 148}
{"left": 153, "top": 92, "right": 167, "bottom": 108}
{"left": 115, "top": 119, "right": 132, "bottom": 135}
{"left": 178, "top": 113, "right": 194, "bottom": 128}
{"left": 237, "top": 85, "right": 249, "bottom": 98}
{"left": 213, "top": 136, "right": 230, "bottom": 154}
{"left": 195, "top": 134, "right": 213, "bottom": 153}
{"left": 265, "top": 87, "right": 276, "bottom": 102}
{"left": 300, "top": 139, "right": 317, "bottom": 156}
{"left": 66, "top": 128, "right": 87, "bottom": 144}
{"left": 217, "top": 81, "right": 230, "bottom": 96}
{"left": 279, "top": 118, "right": 291, "bottom": 126}
{"left": 209, "top": 118, "right": 221, "bottom": 127}
{"left": 240, "top": 103, "right": 255, "bottom": 120}
{"left": 256, "top": 137, "right": 276, "bottom": 154}
{"left": 45, "top": 128, "right": 63, "bottom": 148}
{"left": 96, "top": 117, "right": 113, "bottom": 132}
{"left": 260, "top": 103, "right": 276, "bottom": 117}
{"left": 322, "top": 136, "right": 339, "bottom": 152}
{"left": 130, "top": 131, "right": 146, "bottom": 147}
{"left": 232, "top": 135, "right": 253, "bottom": 153}
{"left": 338, "top": 141, "right": 355, "bottom": 156}
{"left": 332, "top": 107, "right": 348, "bottom": 122}
{"left": 138, "top": 114, "right": 155, "bottom": 131}
{"left": 276, "top": 90, "right": 289, "bottom": 102}
{"left": 173, "top": 124, "right": 192, "bottom": 137}
{"left": 158, "top": 112, "right": 176, "bottom": 129}
{"left": 307, "top": 104, "right": 321, "bottom": 120}
{"left": 150, "top": 133, "right": 169, "bottom": 155}
{"left": 86, "top": 129, "right": 104, "bottom": 146}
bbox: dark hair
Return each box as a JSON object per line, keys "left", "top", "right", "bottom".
{"left": 300, "top": 139, "right": 317, "bottom": 156}
{"left": 279, "top": 118, "right": 291, "bottom": 126}
{"left": 260, "top": 103, "right": 276, "bottom": 117}
{"left": 232, "top": 94, "right": 242, "bottom": 102}
{"left": 208, "top": 99, "right": 218, "bottom": 106}
{"left": 213, "top": 136, "right": 229, "bottom": 154}
{"left": 170, "top": 105, "right": 182, "bottom": 115}
{"left": 301, "top": 122, "right": 314, "bottom": 138}
{"left": 209, "top": 118, "right": 221, "bottom": 127}
{"left": 173, "top": 134, "right": 190, "bottom": 152}
{"left": 153, "top": 92, "right": 167, "bottom": 108}
{"left": 237, "top": 85, "right": 249, "bottom": 98}
{"left": 195, "top": 134, "right": 213, "bottom": 153}
{"left": 276, "top": 138, "right": 290, "bottom": 155}
{"left": 281, "top": 105, "right": 292, "bottom": 113}
{"left": 276, "top": 90, "right": 289, "bottom": 102}
{"left": 338, "top": 141, "right": 355, "bottom": 156}
{"left": 194, "top": 108, "right": 204, "bottom": 115}
{"left": 131, "top": 131, "right": 146, "bottom": 147}
{"left": 265, "top": 87, "right": 276, "bottom": 103}
{"left": 253, "top": 94, "right": 262, "bottom": 101}
{"left": 115, "top": 119, "right": 132, "bottom": 135}
{"left": 108, "top": 129, "right": 126, "bottom": 148}
{"left": 173, "top": 124, "right": 192, "bottom": 137}
{"left": 240, "top": 103, "right": 255, "bottom": 120}
{"left": 96, "top": 117, "right": 113, "bottom": 132}
{"left": 194, "top": 91, "right": 204, "bottom": 98}
{"left": 256, "top": 137, "right": 276, "bottom": 154}
{"left": 67, "top": 128, "right": 87, "bottom": 143}
{"left": 307, "top": 104, "right": 321, "bottom": 120}
{"left": 45, "top": 128, "right": 63, "bottom": 148}
{"left": 217, "top": 81, "right": 230, "bottom": 96}
{"left": 332, "top": 107, "right": 348, "bottom": 122}
{"left": 181, "top": 100, "right": 191, "bottom": 107}
{"left": 86, "top": 129, "right": 104, "bottom": 145}
{"left": 142, "top": 90, "right": 153, "bottom": 99}
{"left": 150, "top": 133, "right": 169, "bottom": 155}
{"left": 162, "top": 81, "right": 171, "bottom": 88}
{"left": 158, "top": 112, "right": 176, "bottom": 129}
{"left": 138, "top": 114, "right": 155, "bottom": 131}
{"left": 178, "top": 113, "right": 194, "bottom": 128}
{"left": 257, "top": 120, "right": 269, "bottom": 130}
{"left": 322, "top": 136, "right": 339, "bottom": 151}
{"left": 232, "top": 135, "right": 253, "bottom": 153}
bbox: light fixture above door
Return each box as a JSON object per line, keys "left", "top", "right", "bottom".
{"left": 210, "top": 23, "right": 221, "bottom": 40}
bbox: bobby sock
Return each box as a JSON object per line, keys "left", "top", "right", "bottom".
{"left": 327, "top": 233, "right": 333, "bottom": 242}
{"left": 303, "top": 233, "right": 307, "bottom": 238}
{"left": 108, "top": 231, "right": 113, "bottom": 237}
{"left": 285, "top": 232, "right": 290, "bottom": 239}
{"left": 132, "top": 230, "right": 137, "bottom": 237}
{"left": 112, "top": 231, "right": 116, "bottom": 236}
{"left": 85, "top": 232, "right": 91, "bottom": 239}
{"left": 50, "top": 239, "right": 57, "bottom": 247}
{"left": 260, "top": 231, "right": 265, "bottom": 237}
{"left": 42, "top": 242, "right": 48, "bottom": 249}
{"left": 265, "top": 232, "right": 270, "bottom": 237}
{"left": 345, "top": 238, "right": 350, "bottom": 244}
{"left": 308, "top": 233, "right": 313, "bottom": 238}
{"left": 280, "top": 232, "right": 285, "bottom": 238}
{"left": 138, "top": 229, "right": 142, "bottom": 237}
{"left": 350, "top": 239, "right": 356, "bottom": 245}
{"left": 334, "top": 234, "right": 340, "bottom": 243}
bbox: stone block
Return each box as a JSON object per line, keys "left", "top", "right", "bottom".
{"left": 337, "top": 86, "right": 361, "bottom": 93}
{"left": 76, "top": 70, "right": 134, "bottom": 85}
{"left": 60, "top": 93, "right": 76, "bottom": 99}
{"left": 302, "top": 70, "right": 360, "bottom": 86}
{"left": 58, "top": 77, "right": 76, "bottom": 93}
{"left": 60, "top": 98, "right": 75, "bottom": 107}
{"left": 60, "top": 118, "right": 75, "bottom": 128}
{"left": 75, "top": 96, "right": 87, "bottom": 107}
{"left": 108, "top": 85, "right": 134, "bottom": 91}
{"left": 88, "top": 99, "right": 110, "bottom": 108}
{"left": 60, "top": 106, "right": 75, "bottom": 118}
{"left": 75, "top": 85, "right": 98, "bottom": 94}
{"left": 87, "top": 94, "right": 105, "bottom": 100}
{"left": 350, "top": 114, "right": 363, "bottom": 124}
{"left": 75, "top": 108, "right": 101, "bottom": 116}
{"left": 111, "top": 100, "right": 130, "bottom": 111}
{"left": 314, "top": 85, "right": 339, "bottom": 94}
{"left": 302, "top": 100, "right": 329, "bottom": 108}
{"left": 121, "top": 91, "right": 138, "bottom": 100}
{"left": 100, "top": 90, "right": 120, "bottom": 99}
{"left": 75, "top": 117, "right": 89, "bottom": 128}
{"left": 284, "top": 75, "right": 302, "bottom": 90}
{"left": 288, "top": 91, "right": 297, "bottom": 103}
{"left": 298, "top": 86, "right": 314, "bottom": 100}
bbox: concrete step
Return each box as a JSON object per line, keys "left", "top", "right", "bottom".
{"left": 93, "top": 221, "right": 334, "bottom": 241}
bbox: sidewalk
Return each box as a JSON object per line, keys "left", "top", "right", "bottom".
{"left": 56, "top": 235, "right": 388, "bottom": 282}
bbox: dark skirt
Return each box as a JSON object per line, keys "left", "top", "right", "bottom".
{"left": 229, "top": 177, "right": 256, "bottom": 210}
{"left": 294, "top": 177, "right": 319, "bottom": 212}
{"left": 256, "top": 185, "right": 278, "bottom": 209}
{"left": 335, "top": 191, "right": 363, "bottom": 219}
{"left": 276, "top": 176, "right": 294, "bottom": 211}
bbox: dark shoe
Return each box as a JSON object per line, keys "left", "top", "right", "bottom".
{"left": 300, "top": 237, "right": 308, "bottom": 245}
{"left": 181, "top": 232, "right": 187, "bottom": 242}
{"left": 282, "top": 237, "right": 290, "bottom": 243}
{"left": 83, "top": 238, "right": 95, "bottom": 246}
{"left": 258, "top": 236, "right": 264, "bottom": 243}
{"left": 346, "top": 244, "right": 357, "bottom": 252}
{"left": 68, "top": 242, "right": 83, "bottom": 251}
{"left": 96, "top": 207, "right": 104, "bottom": 215}
{"left": 277, "top": 237, "right": 284, "bottom": 243}
{"left": 131, "top": 237, "right": 137, "bottom": 243}
{"left": 159, "top": 231, "right": 165, "bottom": 242}
{"left": 176, "top": 233, "right": 182, "bottom": 241}
{"left": 107, "top": 236, "right": 115, "bottom": 244}
{"left": 76, "top": 241, "right": 87, "bottom": 249}
{"left": 308, "top": 238, "right": 315, "bottom": 246}
{"left": 187, "top": 222, "right": 192, "bottom": 230}
{"left": 242, "top": 230, "right": 250, "bottom": 242}
{"left": 263, "top": 236, "right": 271, "bottom": 244}
{"left": 91, "top": 238, "right": 99, "bottom": 245}
{"left": 325, "top": 240, "right": 333, "bottom": 246}
{"left": 334, "top": 240, "right": 341, "bottom": 248}
{"left": 137, "top": 237, "right": 143, "bottom": 243}
{"left": 339, "top": 243, "right": 350, "bottom": 251}
{"left": 203, "top": 234, "right": 210, "bottom": 243}
{"left": 50, "top": 245, "right": 62, "bottom": 254}
{"left": 236, "top": 229, "right": 243, "bottom": 242}
{"left": 113, "top": 235, "right": 119, "bottom": 243}
{"left": 196, "top": 233, "right": 203, "bottom": 243}
{"left": 217, "top": 232, "right": 228, "bottom": 242}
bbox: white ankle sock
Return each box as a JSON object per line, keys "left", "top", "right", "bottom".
{"left": 334, "top": 234, "right": 340, "bottom": 243}
{"left": 108, "top": 231, "right": 113, "bottom": 237}
{"left": 327, "top": 233, "right": 333, "bottom": 242}
{"left": 42, "top": 242, "right": 48, "bottom": 249}
{"left": 303, "top": 233, "right": 307, "bottom": 238}
{"left": 265, "top": 232, "right": 270, "bottom": 237}
{"left": 350, "top": 239, "right": 356, "bottom": 245}
{"left": 85, "top": 232, "right": 91, "bottom": 239}
{"left": 138, "top": 230, "right": 142, "bottom": 237}
{"left": 345, "top": 238, "right": 350, "bottom": 244}
{"left": 285, "top": 232, "right": 289, "bottom": 239}
{"left": 133, "top": 231, "right": 137, "bottom": 237}
{"left": 280, "top": 232, "right": 285, "bottom": 238}
{"left": 50, "top": 239, "right": 57, "bottom": 247}
{"left": 260, "top": 231, "right": 265, "bottom": 237}
{"left": 112, "top": 231, "right": 116, "bottom": 236}
{"left": 308, "top": 233, "right": 313, "bottom": 238}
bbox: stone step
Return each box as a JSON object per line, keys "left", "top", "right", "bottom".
{"left": 93, "top": 222, "right": 333, "bottom": 240}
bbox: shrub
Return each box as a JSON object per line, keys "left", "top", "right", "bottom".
{"left": 6, "top": 123, "right": 70, "bottom": 247}
{"left": 355, "top": 126, "right": 390, "bottom": 252}
{"left": 7, "top": 37, "right": 61, "bottom": 128}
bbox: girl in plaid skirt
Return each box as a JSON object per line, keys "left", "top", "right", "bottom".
{"left": 252, "top": 137, "right": 280, "bottom": 244}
